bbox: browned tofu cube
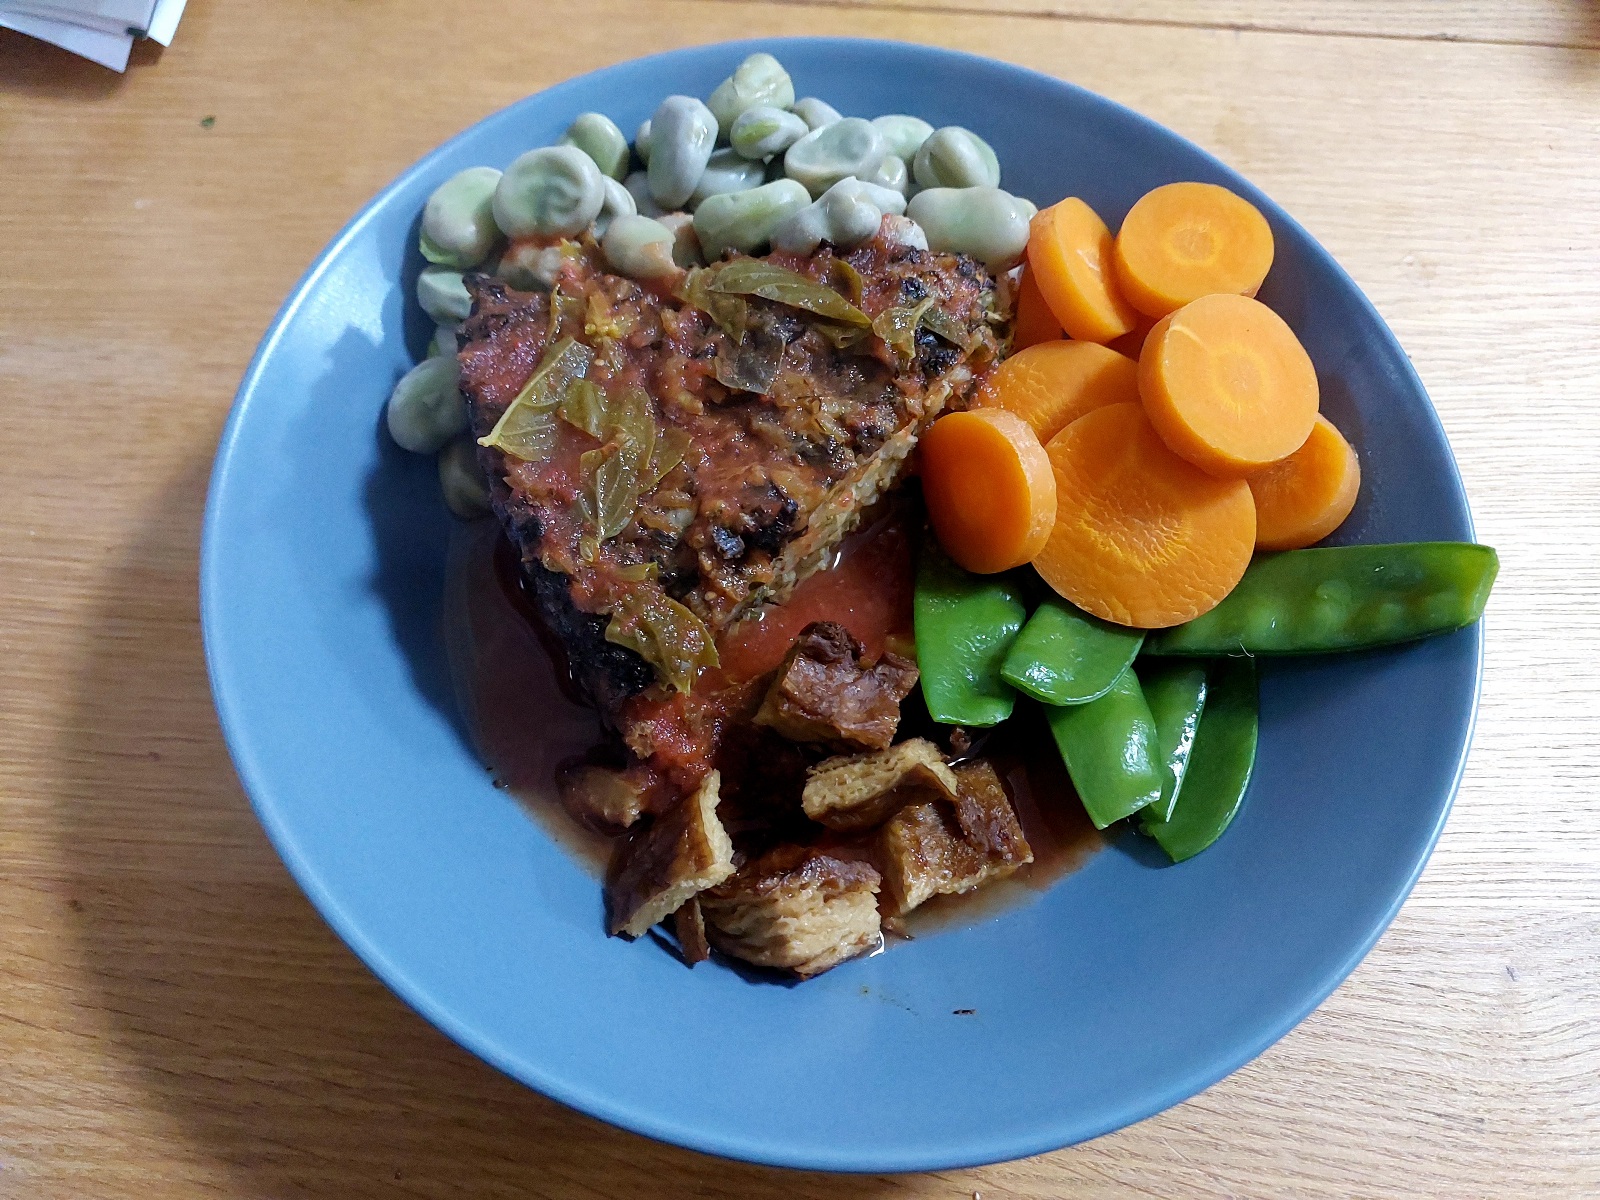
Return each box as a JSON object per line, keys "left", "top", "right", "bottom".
{"left": 605, "top": 770, "right": 735, "bottom": 938}
{"left": 701, "top": 845, "right": 883, "bottom": 978}
{"left": 879, "top": 760, "right": 1033, "bottom": 916}
{"left": 557, "top": 762, "right": 648, "bottom": 831}
{"left": 753, "top": 621, "right": 919, "bottom": 752}
{"left": 801, "top": 737, "right": 959, "bottom": 831}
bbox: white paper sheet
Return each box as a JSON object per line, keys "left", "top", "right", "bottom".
{"left": 144, "top": 0, "right": 182, "bottom": 44}
{"left": 0, "top": 10, "right": 132, "bottom": 69}
{"left": 0, "top": 0, "right": 182, "bottom": 67}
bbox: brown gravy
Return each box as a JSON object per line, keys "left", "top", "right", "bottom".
{"left": 442, "top": 522, "right": 1105, "bottom": 932}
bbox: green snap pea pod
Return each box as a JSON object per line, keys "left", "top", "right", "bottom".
{"left": 791, "top": 97, "right": 842, "bottom": 131}
{"left": 1144, "top": 543, "right": 1499, "bottom": 656}
{"left": 872, "top": 114, "right": 934, "bottom": 163}
{"left": 647, "top": 95, "right": 718, "bottom": 210}
{"left": 913, "top": 126, "right": 1001, "bottom": 189}
{"left": 906, "top": 187, "right": 1031, "bottom": 268}
{"left": 1000, "top": 599, "right": 1145, "bottom": 705}
{"left": 1141, "top": 660, "right": 1257, "bottom": 862}
{"left": 558, "top": 112, "right": 630, "bottom": 181}
{"left": 1136, "top": 663, "right": 1207, "bottom": 823}
{"left": 420, "top": 167, "right": 501, "bottom": 270}
{"left": 784, "top": 118, "right": 890, "bottom": 199}
{"left": 439, "top": 437, "right": 492, "bottom": 520}
{"left": 730, "top": 105, "right": 809, "bottom": 160}
{"left": 708, "top": 53, "right": 795, "bottom": 140}
{"left": 914, "top": 544, "right": 1026, "bottom": 727}
{"left": 416, "top": 265, "right": 472, "bottom": 324}
{"left": 493, "top": 146, "right": 605, "bottom": 238}
{"left": 1046, "top": 665, "right": 1164, "bottom": 829}
{"left": 690, "top": 147, "right": 767, "bottom": 208}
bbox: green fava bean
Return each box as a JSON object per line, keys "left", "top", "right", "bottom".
{"left": 784, "top": 118, "right": 888, "bottom": 198}
{"left": 1137, "top": 663, "right": 1207, "bottom": 823}
{"left": 690, "top": 147, "right": 767, "bottom": 208}
{"left": 906, "top": 186, "right": 1031, "bottom": 268}
{"left": 913, "top": 544, "right": 1026, "bottom": 727}
{"left": 439, "top": 437, "right": 492, "bottom": 520}
{"left": 420, "top": 166, "right": 501, "bottom": 270}
{"left": 429, "top": 323, "right": 459, "bottom": 359}
{"left": 634, "top": 119, "right": 652, "bottom": 166}
{"left": 913, "top": 126, "right": 1001, "bottom": 189}
{"left": 1144, "top": 543, "right": 1499, "bottom": 656}
{"left": 1000, "top": 599, "right": 1145, "bottom": 705}
{"left": 558, "top": 112, "right": 630, "bottom": 181}
{"left": 872, "top": 114, "right": 934, "bottom": 163}
{"left": 791, "top": 97, "right": 843, "bottom": 131}
{"left": 868, "top": 151, "right": 909, "bottom": 197}
{"left": 594, "top": 175, "right": 637, "bottom": 238}
{"left": 601, "top": 214, "right": 679, "bottom": 280}
{"left": 730, "top": 105, "right": 809, "bottom": 160}
{"left": 1046, "top": 665, "right": 1164, "bottom": 829}
{"left": 386, "top": 356, "right": 465, "bottom": 454}
{"left": 1141, "top": 660, "right": 1258, "bottom": 862}
{"left": 416, "top": 265, "right": 472, "bottom": 324}
{"left": 493, "top": 145, "right": 605, "bottom": 238}
{"left": 648, "top": 95, "right": 719, "bottom": 209}
{"left": 708, "top": 53, "right": 796, "bottom": 140}
{"left": 692, "top": 178, "right": 810, "bottom": 260}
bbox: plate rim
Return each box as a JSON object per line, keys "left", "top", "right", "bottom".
{"left": 201, "top": 35, "right": 1484, "bottom": 1172}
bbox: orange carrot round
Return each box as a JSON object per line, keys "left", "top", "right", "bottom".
{"left": 1108, "top": 310, "right": 1158, "bottom": 361}
{"left": 975, "top": 340, "right": 1138, "bottom": 443}
{"left": 1138, "top": 293, "right": 1319, "bottom": 477}
{"left": 921, "top": 408, "right": 1057, "bottom": 574}
{"left": 1027, "top": 198, "right": 1139, "bottom": 344}
{"left": 1113, "top": 182, "right": 1275, "bottom": 318}
{"left": 1035, "top": 403, "right": 1256, "bottom": 628}
{"left": 1010, "top": 266, "right": 1064, "bottom": 351}
{"left": 1247, "top": 413, "right": 1361, "bottom": 549}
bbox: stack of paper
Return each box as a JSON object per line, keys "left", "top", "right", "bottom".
{"left": 0, "top": 0, "right": 186, "bottom": 71}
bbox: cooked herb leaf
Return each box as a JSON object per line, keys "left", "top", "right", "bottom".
{"left": 477, "top": 337, "right": 594, "bottom": 461}
{"left": 676, "top": 267, "right": 747, "bottom": 337}
{"left": 872, "top": 297, "right": 935, "bottom": 363}
{"left": 920, "top": 304, "right": 973, "bottom": 350}
{"left": 714, "top": 319, "right": 786, "bottom": 395}
{"left": 708, "top": 259, "right": 872, "bottom": 327}
{"left": 644, "top": 426, "right": 692, "bottom": 491}
{"left": 558, "top": 378, "right": 607, "bottom": 438}
{"left": 604, "top": 587, "right": 720, "bottom": 693}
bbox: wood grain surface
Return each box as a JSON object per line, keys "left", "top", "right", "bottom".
{"left": 2, "top": 2, "right": 1598, "bottom": 1196}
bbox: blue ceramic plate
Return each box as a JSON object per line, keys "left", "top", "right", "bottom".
{"left": 202, "top": 39, "right": 1481, "bottom": 1173}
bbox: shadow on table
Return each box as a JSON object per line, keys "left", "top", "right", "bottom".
{"left": 50, "top": 456, "right": 906, "bottom": 1199}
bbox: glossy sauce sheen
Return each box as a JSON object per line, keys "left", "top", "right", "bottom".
{"left": 444, "top": 519, "right": 1105, "bottom": 929}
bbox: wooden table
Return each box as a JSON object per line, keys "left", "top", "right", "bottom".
{"left": 3, "top": 2, "right": 1598, "bottom": 1195}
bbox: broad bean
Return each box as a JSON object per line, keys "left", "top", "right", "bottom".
{"left": 851, "top": 176, "right": 907, "bottom": 216}
{"left": 770, "top": 177, "right": 883, "bottom": 255}
{"left": 386, "top": 356, "right": 466, "bottom": 454}
{"left": 654, "top": 211, "right": 704, "bottom": 267}
{"left": 906, "top": 186, "right": 1031, "bottom": 267}
{"left": 558, "top": 112, "right": 630, "bottom": 181}
{"left": 417, "top": 265, "right": 472, "bottom": 324}
{"left": 647, "top": 95, "right": 718, "bottom": 209}
{"left": 594, "top": 175, "right": 637, "bottom": 238}
{"left": 784, "top": 117, "right": 889, "bottom": 198}
{"left": 690, "top": 147, "right": 766, "bottom": 208}
{"left": 635, "top": 119, "right": 652, "bottom": 165}
{"left": 707, "top": 53, "right": 795, "bottom": 140}
{"left": 912, "top": 125, "right": 1001, "bottom": 189}
{"left": 693, "top": 178, "right": 810, "bottom": 260}
{"left": 791, "top": 97, "right": 842, "bottom": 131}
{"left": 880, "top": 214, "right": 928, "bottom": 251}
{"left": 729, "top": 105, "right": 808, "bottom": 160}
{"left": 429, "top": 323, "right": 460, "bottom": 359}
{"left": 623, "top": 170, "right": 665, "bottom": 217}
{"left": 497, "top": 241, "right": 567, "bottom": 291}
{"left": 493, "top": 146, "right": 605, "bottom": 238}
{"left": 867, "top": 151, "right": 908, "bottom": 197}
{"left": 420, "top": 166, "right": 501, "bottom": 269}
{"left": 871, "top": 114, "right": 934, "bottom": 163}
{"left": 439, "top": 437, "right": 493, "bottom": 519}
{"left": 601, "top": 214, "right": 681, "bottom": 280}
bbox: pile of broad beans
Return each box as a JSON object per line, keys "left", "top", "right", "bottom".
{"left": 387, "top": 52, "right": 1036, "bottom": 515}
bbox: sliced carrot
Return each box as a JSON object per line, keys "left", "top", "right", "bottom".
{"left": 1035, "top": 403, "right": 1256, "bottom": 628}
{"left": 975, "top": 340, "right": 1138, "bottom": 443}
{"left": 1027, "top": 198, "right": 1139, "bottom": 344}
{"left": 1113, "top": 182, "right": 1275, "bottom": 318}
{"left": 1138, "top": 293, "right": 1319, "bottom": 477}
{"left": 1108, "top": 310, "right": 1158, "bottom": 361}
{"left": 1010, "top": 266, "right": 1064, "bottom": 351}
{"left": 920, "top": 408, "right": 1057, "bottom": 574}
{"left": 1247, "top": 414, "right": 1361, "bottom": 550}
